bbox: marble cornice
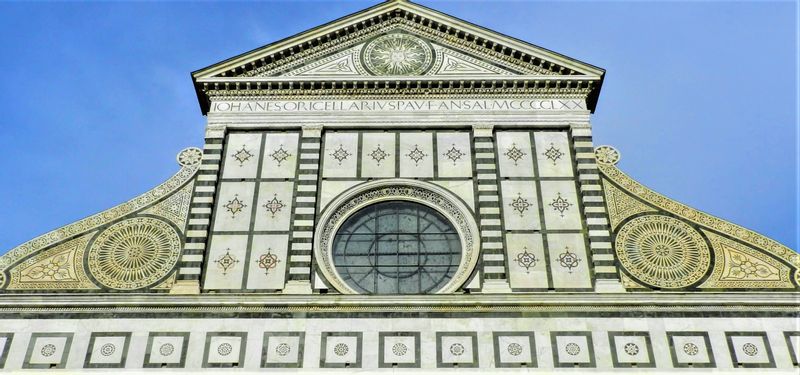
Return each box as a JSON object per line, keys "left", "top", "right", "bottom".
{"left": 0, "top": 293, "right": 797, "bottom": 315}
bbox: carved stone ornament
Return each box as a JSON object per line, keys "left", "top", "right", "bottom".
{"left": 87, "top": 217, "right": 181, "bottom": 290}
{"left": 594, "top": 145, "right": 620, "bottom": 165}
{"left": 0, "top": 149, "right": 199, "bottom": 272}
{"left": 615, "top": 215, "right": 711, "bottom": 289}
{"left": 314, "top": 179, "right": 479, "bottom": 294}
{"left": 599, "top": 161, "right": 799, "bottom": 270}
{"left": 176, "top": 147, "right": 203, "bottom": 167}
{"left": 361, "top": 32, "right": 434, "bottom": 76}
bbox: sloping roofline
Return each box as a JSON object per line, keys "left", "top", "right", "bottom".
{"left": 191, "top": 0, "right": 606, "bottom": 113}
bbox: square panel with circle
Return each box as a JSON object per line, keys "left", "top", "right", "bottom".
{"left": 83, "top": 332, "right": 131, "bottom": 368}
{"left": 0, "top": 333, "right": 14, "bottom": 368}
{"left": 320, "top": 332, "right": 362, "bottom": 368}
{"left": 550, "top": 331, "right": 595, "bottom": 367}
{"left": 203, "top": 332, "right": 247, "bottom": 368}
{"left": 144, "top": 332, "right": 190, "bottom": 368}
{"left": 666, "top": 332, "right": 715, "bottom": 368}
{"left": 23, "top": 332, "right": 73, "bottom": 369}
{"left": 379, "top": 332, "right": 420, "bottom": 368}
{"left": 608, "top": 331, "right": 655, "bottom": 368}
{"left": 725, "top": 332, "right": 775, "bottom": 368}
{"left": 262, "top": 332, "right": 304, "bottom": 368}
{"left": 493, "top": 332, "right": 536, "bottom": 368}
{"left": 436, "top": 332, "right": 478, "bottom": 368}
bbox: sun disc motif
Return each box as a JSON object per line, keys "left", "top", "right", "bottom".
{"left": 615, "top": 215, "right": 711, "bottom": 289}
{"left": 362, "top": 33, "right": 434, "bottom": 76}
{"left": 87, "top": 217, "right": 181, "bottom": 290}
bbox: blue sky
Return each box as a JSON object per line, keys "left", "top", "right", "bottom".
{"left": 0, "top": 0, "right": 796, "bottom": 252}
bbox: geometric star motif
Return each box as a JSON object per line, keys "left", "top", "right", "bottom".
{"left": 556, "top": 246, "right": 581, "bottom": 273}
{"left": 330, "top": 144, "right": 352, "bottom": 165}
{"left": 232, "top": 145, "right": 253, "bottom": 166}
{"left": 263, "top": 194, "right": 285, "bottom": 218}
{"left": 224, "top": 194, "right": 247, "bottom": 218}
{"left": 406, "top": 144, "right": 427, "bottom": 165}
{"left": 270, "top": 144, "right": 291, "bottom": 166}
{"left": 514, "top": 247, "right": 539, "bottom": 273}
{"left": 442, "top": 144, "right": 465, "bottom": 165}
{"left": 542, "top": 143, "right": 564, "bottom": 165}
{"left": 255, "top": 249, "right": 280, "bottom": 275}
{"left": 369, "top": 145, "right": 390, "bottom": 165}
{"left": 509, "top": 193, "right": 532, "bottom": 217}
{"left": 504, "top": 143, "right": 526, "bottom": 165}
{"left": 214, "top": 249, "right": 239, "bottom": 275}
{"left": 549, "top": 193, "right": 572, "bottom": 217}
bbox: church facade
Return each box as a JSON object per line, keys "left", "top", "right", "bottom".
{"left": 0, "top": 0, "right": 797, "bottom": 371}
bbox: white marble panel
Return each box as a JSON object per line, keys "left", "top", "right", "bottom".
{"left": 555, "top": 335, "right": 591, "bottom": 364}
{"left": 246, "top": 234, "right": 289, "bottom": 290}
{"left": 497, "top": 335, "right": 533, "bottom": 364}
{"left": 264, "top": 335, "right": 301, "bottom": 364}
{"left": 432, "top": 180, "right": 475, "bottom": 211}
{"left": 361, "top": 132, "right": 396, "bottom": 178}
{"left": 323, "top": 132, "right": 358, "bottom": 178}
{"left": 207, "top": 335, "right": 242, "bottom": 364}
{"left": 262, "top": 132, "right": 299, "bottom": 179}
{"left": 671, "top": 335, "right": 711, "bottom": 364}
{"left": 383, "top": 335, "right": 416, "bottom": 364}
{"left": 440, "top": 335, "right": 474, "bottom": 364}
{"left": 148, "top": 336, "right": 185, "bottom": 365}
{"left": 399, "top": 133, "right": 433, "bottom": 178}
{"left": 540, "top": 180, "right": 582, "bottom": 230}
{"left": 87, "top": 336, "right": 126, "bottom": 365}
{"left": 496, "top": 131, "right": 534, "bottom": 177}
{"left": 223, "top": 133, "right": 262, "bottom": 179}
{"left": 730, "top": 335, "right": 771, "bottom": 364}
{"left": 29, "top": 336, "right": 69, "bottom": 364}
{"left": 436, "top": 132, "right": 472, "bottom": 178}
{"left": 324, "top": 335, "right": 358, "bottom": 364}
{"left": 204, "top": 235, "right": 247, "bottom": 290}
{"left": 547, "top": 233, "right": 592, "bottom": 289}
{"left": 253, "top": 181, "right": 294, "bottom": 231}
{"left": 28, "top": 336, "right": 68, "bottom": 365}
{"left": 613, "top": 335, "right": 650, "bottom": 364}
{"left": 534, "top": 131, "right": 573, "bottom": 177}
{"left": 500, "top": 180, "right": 540, "bottom": 231}
{"left": 213, "top": 182, "right": 256, "bottom": 232}
{"left": 320, "top": 180, "right": 362, "bottom": 212}
{"left": 506, "top": 233, "right": 548, "bottom": 289}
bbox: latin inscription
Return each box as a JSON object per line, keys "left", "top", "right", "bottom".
{"left": 210, "top": 99, "right": 586, "bottom": 113}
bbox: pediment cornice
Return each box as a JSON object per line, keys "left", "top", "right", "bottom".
{"left": 191, "top": 1, "right": 605, "bottom": 114}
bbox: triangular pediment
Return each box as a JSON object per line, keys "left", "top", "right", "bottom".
{"left": 281, "top": 27, "right": 519, "bottom": 78}
{"left": 192, "top": 0, "right": 604, "bottom": 80}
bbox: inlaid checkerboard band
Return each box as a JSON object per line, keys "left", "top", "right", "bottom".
{"left": 571, "top": 126, "right": 618, "bottom": 281}
{"left": 473, "top": 134, "right": 509, "bottom": 283}
{"left": 178, "top": 134, "right": 224, "bottom": 281}
{"left": 287, "top": 128, "right": 321, "bottom": 281}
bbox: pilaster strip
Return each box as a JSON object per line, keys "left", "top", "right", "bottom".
{"left": 570, "top": 127, "right": 619, "bottom": 282}
{"left": 472, "top": 125, "right": 509, "bottom": 284}
{"left": 287, "top": 125, "right": 322, "bottom": 281}
{"left": 177, "top": 135, "right": 224, "bottom": 281}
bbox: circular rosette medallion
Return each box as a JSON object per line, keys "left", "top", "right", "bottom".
{"left": 88, "top": 217, "right": 181, "bottom": 290}
{"left": 615, "top": 215, "right": 711, "bottom": 289}
{"left": 361, "top": 33, "right": 434, "bottom": 76}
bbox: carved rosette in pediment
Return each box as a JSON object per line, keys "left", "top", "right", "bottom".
{"left": 280, "top": 30, "right": 519, "bottom": 78}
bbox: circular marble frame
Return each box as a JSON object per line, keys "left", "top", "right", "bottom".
{"left": 314, "top": 179, "right": 479, "bottom": 294}
{"left": 360, "top": 32, "right": 435, "bottom": 76}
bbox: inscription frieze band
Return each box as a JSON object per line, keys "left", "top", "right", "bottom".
{"left": 210, "top": 98, "right": 586, "bottom": 113}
